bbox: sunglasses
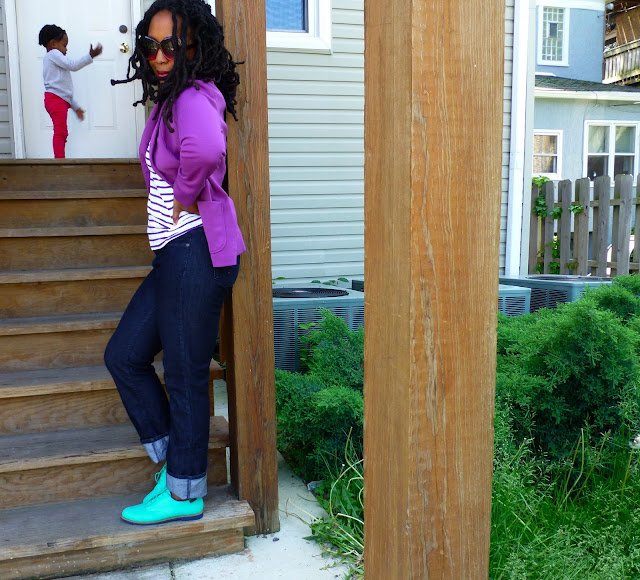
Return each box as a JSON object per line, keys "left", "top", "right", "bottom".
{"left": 140, "top": 35, "right": 191, "bottom": 61}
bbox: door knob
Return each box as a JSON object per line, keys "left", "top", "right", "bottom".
{"left": 120, "top": 42, "right": 130, "bottom": 54}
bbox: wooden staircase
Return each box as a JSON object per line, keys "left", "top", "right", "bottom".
{"left": 0, "top": 160, "right": 254, "bottom": 580}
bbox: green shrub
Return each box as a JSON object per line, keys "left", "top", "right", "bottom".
{"left": 585, "top": 281, "right": 640, "bottom": 323}
{"left": 300, "top": 309, "right": 364, "bottom": 392}
{"left": 276, "top": 370, "right": 364, "bottom": 481}
{"left": 496, "top": 296, "right": 640, "bottom": 462}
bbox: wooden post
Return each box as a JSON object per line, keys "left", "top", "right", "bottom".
{"left": 216, "top": 0, "right": 279, "bottom": 534}
{"left": 363, "top": 0, "right": 504, "bottom": 577}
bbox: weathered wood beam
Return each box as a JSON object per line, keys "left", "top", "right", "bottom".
{"left": 363, "top": 0, "right": 504, "bottom": 576}
{"left": 216, "top": 0, "right": 279, "bottom": 535}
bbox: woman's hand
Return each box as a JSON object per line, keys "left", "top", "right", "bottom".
{"left": 173, "top": 199, "right": 200, "bottom": 225}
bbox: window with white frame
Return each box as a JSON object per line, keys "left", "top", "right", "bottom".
{"left": 585, "top": 123, "right": 638, "bottom": 181}
{"left": 538, "top": 6, "right": 569, "bottom": 66}
{"left": 533, "top": 131, "right": 562, "bottom": 179}
{"left": 266, "top": 0, "right": 332, "bottom": 53}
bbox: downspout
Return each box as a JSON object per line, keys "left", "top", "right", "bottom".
{"left": 505, "top": 0, "right": 536, "bottom": 276}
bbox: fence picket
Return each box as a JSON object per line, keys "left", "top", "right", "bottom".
{"left": 573, "top": 178, "right": 590, "bottom": 275}
{"left": 594, "top": 176, "right": 611, "bottom": 276}
{"left": 543, "top": 180, "right": 555, "bottom": 274}
{"left": 613, "top": 174, "right": 633, "bottom": 276}
{"left": 558, "top": 180, "right": 572, "bottom": 274}
{"left": 529, "top": 184, "right": 540, "bottom": 274}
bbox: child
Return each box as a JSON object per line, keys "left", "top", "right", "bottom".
{"left": 38, "top": 24, "right": 103, "bottom": 158}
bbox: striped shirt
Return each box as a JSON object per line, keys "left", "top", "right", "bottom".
{"left": 146, "top": 146, "right": 203, "bottom": 250}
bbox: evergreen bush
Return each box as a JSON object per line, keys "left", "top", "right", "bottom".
{"left": 275, "top": 310, "right": 364, "bottom": 482}
{"left": 496, "top": 288, "right": 640, "bottom": 463}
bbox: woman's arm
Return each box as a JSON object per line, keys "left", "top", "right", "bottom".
{"left": 172, "top": 88, "right": 228, "bottom": 208}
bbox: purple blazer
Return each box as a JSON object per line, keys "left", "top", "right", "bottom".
{"left": 139, "top": 80, "right": 246, "bottom": 267}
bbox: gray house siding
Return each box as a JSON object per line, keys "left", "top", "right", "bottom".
{"left": 267, "top": 0, "right": 364, "bottom": 283}
{"left": 536, "top": 7, "right": 604, "bottom": 83}
{"left": 0, "top": 1, "right": 12, "bottom": 156}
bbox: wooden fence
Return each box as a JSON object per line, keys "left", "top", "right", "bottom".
{"left": 529, "top": 175, "right": 639, "bottom": 276}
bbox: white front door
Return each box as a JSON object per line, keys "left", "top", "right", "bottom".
{"left": 16, "top": 0, "right": 142, "bottom": 158}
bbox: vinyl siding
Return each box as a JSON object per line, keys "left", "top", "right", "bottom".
{"left": 501, "top": 0, "right": 515, "bottom": 272}
{"left": 0, "top": 1, "right": 12, "bottom": 156}
{"left": 268, "top": 0, "right": 364, "bottom": 283}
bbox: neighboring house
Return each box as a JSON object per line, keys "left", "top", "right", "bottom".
{"left": 502, "top": 0, "right": 640, "bottom": 275}
{"left": 0, "top": 0, "right": 521, "bottom": 280}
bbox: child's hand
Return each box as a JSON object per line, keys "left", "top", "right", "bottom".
{"left": 90, "top": 43, "right": 103, "bottom": 58}
{"left": 76, "top": 108, "right": 85, "bottom": 121}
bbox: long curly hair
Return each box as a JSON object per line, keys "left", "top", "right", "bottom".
{"left": 112, "top": 0, "right": 239, "bottom": 130}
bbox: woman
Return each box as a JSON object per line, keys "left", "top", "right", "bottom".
{"left": 105, "top": 0, "right": 245, "bottom": 526}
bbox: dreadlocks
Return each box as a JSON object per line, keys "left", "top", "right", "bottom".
{"left": 112, "top": 0, "right": 239, "bottom": 130}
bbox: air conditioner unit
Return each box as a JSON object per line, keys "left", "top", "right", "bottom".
{"left": 498, "top": 275, "right": 612, "bottom": 313}
{"left": 272, "top": 287, "right": 364, "bottom": 372}
{"left": 498, "top": 284, "right": 531, "bottom": 316}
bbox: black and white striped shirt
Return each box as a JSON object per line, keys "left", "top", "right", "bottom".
{"left": 146, "top": 146, "right": 203, "bottom": 250}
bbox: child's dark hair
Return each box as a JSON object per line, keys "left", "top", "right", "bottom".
{"left": 112, "top": 0, "right": 239, "bottom": 130}
{"left": 38, "top": 25, "right": 66, "bottom": 48}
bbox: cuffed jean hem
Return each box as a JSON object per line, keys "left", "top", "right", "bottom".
{"left": 142, "top": 435, "right": 169, "bottom": 463}
{"left": 166, "top": 472, "right": 208, "bottom": 499}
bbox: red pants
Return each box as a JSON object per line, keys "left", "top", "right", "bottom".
{"left": 44, "top": 92, "right": 71, "bottom": 159}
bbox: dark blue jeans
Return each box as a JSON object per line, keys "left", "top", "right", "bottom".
{"left": 104, "top": 227, "right": 239, "bottom": 499}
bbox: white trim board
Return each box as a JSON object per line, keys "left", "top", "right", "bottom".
{"left": 535, "top": 0, "right": 603, "bottom": 11}
{"left": 536, "top": 88, "right": 640, "bottom": 101}
{"left": 4, "top": 0, "right": 25, "bottom": 158}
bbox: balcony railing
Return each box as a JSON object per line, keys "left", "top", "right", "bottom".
{"left": 604, "top": 38, "right": 640, "bottom": 85}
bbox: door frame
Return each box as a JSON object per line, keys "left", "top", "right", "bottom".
{"left": 4, "top": 0, "right": 145, "bottom": 159}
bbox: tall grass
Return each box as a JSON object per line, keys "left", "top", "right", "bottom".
{"left": 307, "top": 436, "right": 364, "bottom": 579}
{"left": 490, "top": 429, "right": 640, "bottom": 579}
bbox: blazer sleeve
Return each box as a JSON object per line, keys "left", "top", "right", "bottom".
{"left": 171, "top": 88, "right": 227, "bottom": 207}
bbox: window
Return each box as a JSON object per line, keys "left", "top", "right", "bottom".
{"left": 533, "top": 131, "right": 562, "bottom": 180}
{"left": 266, "top": 0, "right": 332, "bottom": 53}
{"left": 585, "top": 123, "right": 638, "bottom": 181}
{"left": 537, "top": 6, "right": 569, "bottom": 66}
{"left": 267, "top": 1, "right": 307, "bottom": 31}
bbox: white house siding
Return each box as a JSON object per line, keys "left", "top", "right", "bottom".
{"left": 0, "top": 1, "right": 12, "bottom": 156}
{"left": 267, "top": 0, "right": 364, "bottom": 283}
{"left": 502, "top": 0, "right": 515, "bottom": 273}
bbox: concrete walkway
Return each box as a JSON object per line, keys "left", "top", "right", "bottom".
{"left": 62, "top": 381, "right": 351, "bottom": 580}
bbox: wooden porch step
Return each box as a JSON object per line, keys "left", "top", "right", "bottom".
{"left": 1, "top": 233, "right": 152, "bottom": 271}
{"left": 0, "top": 197, "right": 147, "bottom": 229}
{"left": 0, "top": 188, "right": 147, "bottom": 200}
{"left": 0, "top": 225, "right": 147, "bottom": 238}
{"left": 0, "top": 361, "right": 224, "bottom": 434}
{"left": 0, "top": 266, "right": 151, "bottom": 284}
{"left": 0, "top": 159, "right": 145, "bottom": 192}
{"left": 0, "top": 484, "right": 254, "bottom": 580}
{"left": 0, "top": 311, "right": 122, "bottom": 336}
{"left": 0, "top": 267, "right": 150, "bottom": 318}
{"left": 0, "top": 417, "right": 229, "bottom": 510}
